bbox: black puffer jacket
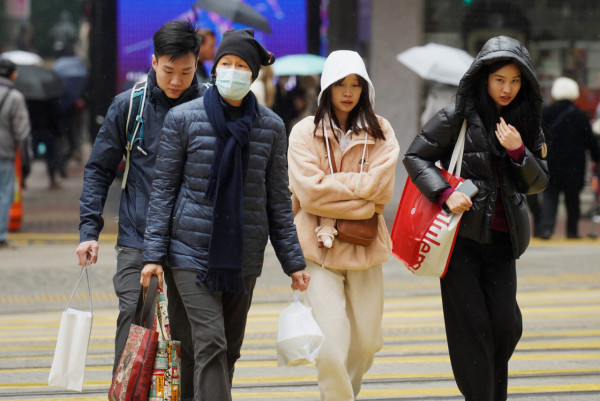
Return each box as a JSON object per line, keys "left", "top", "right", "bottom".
{"left": 79, "top": 70, "right": 204, "bottom": 249}
{"left": 404, "top": 36, "right": 549, "bottom": 258}
{"left": 142, "top": 94, "right": 305, "bottom": 278}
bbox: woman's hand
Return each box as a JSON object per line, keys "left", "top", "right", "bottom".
{"left": 495, "top": 117, "right": 522, "bottom": 150}
{"left": 141, "top": 264, "right": 164, "bottom": 289}
{"left": 445, "top": 191, "right": 472, "bottom": 214}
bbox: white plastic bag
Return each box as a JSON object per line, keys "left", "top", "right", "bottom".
{"left": 48, "top": 263, "right": 93, "bottom": 392}
{"left": 276, "top": 291, "right": 324, "bottom": 367}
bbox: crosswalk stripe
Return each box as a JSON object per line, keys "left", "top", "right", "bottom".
{"left": 1, "top": 286, "right": 598, "bottom": 400}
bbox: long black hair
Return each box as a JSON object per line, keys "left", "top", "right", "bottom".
{"left": 469, "top": 60, "right": 539, "bottom": 150}
{"left": 313, "top": 75, "right": 385, "bottom": 141}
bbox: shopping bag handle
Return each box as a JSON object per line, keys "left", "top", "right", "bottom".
{"left": 65, "top": 261, "right": 93, "bottom": 313}
{"left": 448, "top": 120, "right": 467, "bottom": 177}
{"left": 155, "top": 293, "right": 170, "bottom": 341}
{"left": 134, "top": 276, "right": 158, "bottom": 330}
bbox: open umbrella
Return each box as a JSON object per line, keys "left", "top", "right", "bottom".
{"left": 396, "top": 43, "right": 474, "bottom": 86}
{"left": 13, "top": 65, "right": 64, "bottom": 101}
{"left": 193, "top": 0, "right": 271, "bottom": 33}
{"left": 0, "top": 50, "right": 43, "bottom": 66}
{"left": 272, "top": 54, "right": 326, "bottom": 76}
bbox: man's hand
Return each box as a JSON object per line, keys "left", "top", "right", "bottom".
{"left": 290, "top": 270, "right": 310, "bottom": 291}
{"left": 141, "top": 264, "right": 164, "bottom": 289}
{"left": 76, "top": 240, "right": 99, "bottom": 266}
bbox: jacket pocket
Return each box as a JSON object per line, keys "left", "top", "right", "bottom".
{"left": 171, "top": 195, "right": 187, "bottom": 237}
{"left": 509, "top": 193, "right": 530, "bottom": 257}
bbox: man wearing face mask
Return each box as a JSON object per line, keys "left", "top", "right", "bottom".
{"left": 140, "top": 28, "right": 310, "bottom": 401}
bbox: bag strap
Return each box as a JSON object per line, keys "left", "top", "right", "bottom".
{"left": 0, "top": 86, "right": 12, "bottom": 115}
{"left": 65, "top": 261, "right": 93, "bottom": 313}
{"left": 154, "top": 289, "right": 171, "bottom": 341}
{"left": 448, "top": 119, "right": 467, "bottom": 177}
{"left": 134, "top": 275, "right": 158, "bottom": 329}
{"left": 122, "top": 80, "right": 148, "bottom": 189}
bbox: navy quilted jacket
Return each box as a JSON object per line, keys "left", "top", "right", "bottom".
{"left": 79, "top": 70, "right": 204, "bottom": 249}
{"left": 142, "top": 94, "right": 305, "bottom": 278}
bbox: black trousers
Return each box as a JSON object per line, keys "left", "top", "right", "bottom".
{"left": 540, "top": 180, "right": 581, "bottom": 238}
{"left": 440, "top": 231, "right": 522, "bottom": 401}
{"left": 171, "top": 268, "right": 256, "bottom": 401}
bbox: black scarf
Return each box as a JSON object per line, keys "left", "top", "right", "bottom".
{"left": 201, "top": 85, "right": 255, "bottom": 293}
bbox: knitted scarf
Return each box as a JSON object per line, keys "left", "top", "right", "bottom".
{"left": 202, "top": 85, "right": 255, "bottom": 293}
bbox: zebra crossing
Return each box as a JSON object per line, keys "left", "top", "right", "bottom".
{"left": 0, "top": 284, "right": 598, "bottom": 400}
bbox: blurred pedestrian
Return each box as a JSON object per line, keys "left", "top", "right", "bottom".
{"left": 28, "top": 96, "right": 63, "bottom": 188}
{"left": 195, "top": 28, "right": 216, "bottom": 84}
{"left": 141, "top": 28, "right": 309, "bottom": 401}
{"left": 539, "top": 77, "right": 600, "bottom": 239}
{"left": 250, "top": 65, "right": 275, "bottom": 108}
{"left": 76, "top": 20, "right": 204, "bottom": 401}
{"left": 287, "top": 50, "right": 400, "bottom": 401}
{"left": 404, "top": 36, "right": 549, "bottom": 400}
{"left": 0, "top": 59, "right": 30, "bottom": 248}
{"left": 53, "top": 52, "right": 88, "bottom": 165}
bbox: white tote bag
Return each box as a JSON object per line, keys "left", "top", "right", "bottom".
{"left": 48, "top": 263, "right": 94, "bottom": 392}
{"left": 276, "top": 291, "right": 324, "bottom": 367}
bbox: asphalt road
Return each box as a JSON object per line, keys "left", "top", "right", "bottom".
{"left": 1, "top": 159, "right": 598, "bottom": 400}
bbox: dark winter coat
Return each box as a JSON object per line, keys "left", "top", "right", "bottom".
{"left": 543, "top": 99, "right": 600, "bottom": 189}
{"left": 404, "top": 36, "right": 549, "bottom": 259}
{"left": 142, "top": 94, "right": 306, "bottom": 278}
{"left": 79, "top": 70, "right": 204, "bottom": 249}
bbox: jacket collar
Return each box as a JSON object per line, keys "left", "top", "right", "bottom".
{"left": 147, "top": 68, "right": 200, "bottom": 107}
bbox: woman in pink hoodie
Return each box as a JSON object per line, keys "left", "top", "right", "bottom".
{"left": 287, "top": 50, "right": 400, "bottom": 401}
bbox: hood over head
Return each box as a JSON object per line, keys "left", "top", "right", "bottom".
{"left": 455, "top": 36, "right": 542, "bottom": 118}
{"left": 318, "top": 50, "right": 375, "bottom": 107}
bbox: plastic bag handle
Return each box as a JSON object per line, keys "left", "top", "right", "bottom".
{"left": 65, "top": 261, "right": 93, "bottom": 313}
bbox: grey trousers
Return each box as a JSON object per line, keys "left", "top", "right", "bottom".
{"left": 170, "top": 268, "right": 256, "bottom": 401}
{"left": 113, "top": 247, "right": 195, "bottom": 400}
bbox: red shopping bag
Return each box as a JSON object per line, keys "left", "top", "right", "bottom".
{"left": 108, "top": 277, "right": 159, "bottom": 401}
{"left": 391, "top": 170, "right": 464, "bottom": 278}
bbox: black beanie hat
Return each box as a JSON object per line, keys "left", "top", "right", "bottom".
{"left": 0, "top": 59, "right": 16, "bottom": 78}
{"left": 211, "top": 28, "right": 275, "bottom": 80}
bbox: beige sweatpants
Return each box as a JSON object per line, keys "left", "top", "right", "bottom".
{"left": 304, "top": 260, "right": 384, "bottom": 401}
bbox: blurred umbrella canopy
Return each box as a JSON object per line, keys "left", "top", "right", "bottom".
{"left": 193, "top": 0, "right": 271, "bottom": 33}
{"left": 0, "top": 50, "right": 44, "bottom": 66}
{"left": 272, "top": 54, "right": 326, "bottom": 76}
{"left": 13, "top": 64, "right": 64, "bottom": 101}
{"left": 396, "top": 43, "right": 474, "bottom": 86}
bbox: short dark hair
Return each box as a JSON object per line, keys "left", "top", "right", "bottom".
{"left": 0, "top": 59, "right": 16, "bottom": 78}
{"left": 153, "top": 20, "right": 201, "bottom": 62}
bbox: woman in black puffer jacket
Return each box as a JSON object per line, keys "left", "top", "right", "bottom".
{"left": 404, "top": 36, "right": 549, "bottom": 401}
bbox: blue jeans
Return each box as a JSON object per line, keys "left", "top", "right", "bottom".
{"left": 0, "top": 160, "right": 15, "bottom": 241}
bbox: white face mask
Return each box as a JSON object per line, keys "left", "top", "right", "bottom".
{"left": 215, "top": 67, "right": 252, "bottom": 101}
